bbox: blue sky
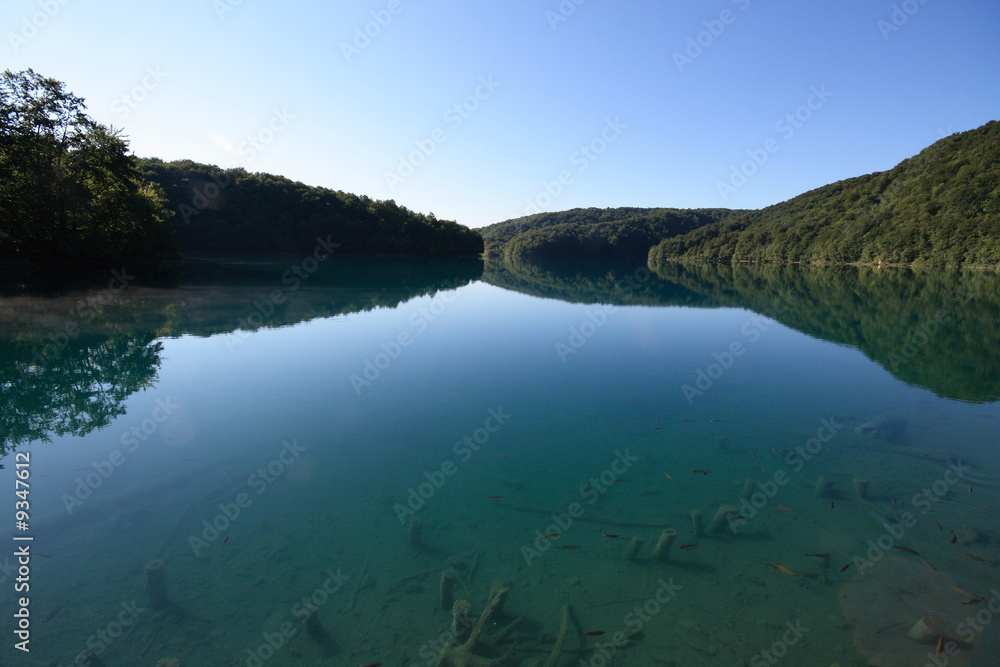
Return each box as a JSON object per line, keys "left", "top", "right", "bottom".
{"left": 5, "top": 0, "right": 998, "bottom": 227}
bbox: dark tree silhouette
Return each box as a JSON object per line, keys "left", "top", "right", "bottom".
{"left": 0, "top": 69, "right": 175, "bottom": 276}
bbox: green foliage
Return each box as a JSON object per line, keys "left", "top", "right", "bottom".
{"left": 4, "top": 336, "right": 162, "bottom": 448}
{"left": 0, "top": 69, "right": 481, "bottom": 284}
{"left": 484, "top": 256, "right": 1000, "bottom": 403}
{"left": 139, "top": 159, "right": 484, "bottom": 257}
{"left": 0, "top": 69, "right": 176, "bottom": 276}
{"left": 481, "top": 207, "right": 739, "bottom": 259}
{"left": 650, "top": 121, "right": 1000, "bottom": 267}
{"left": 0, "top": 256, "right": 481, "bottom": 454}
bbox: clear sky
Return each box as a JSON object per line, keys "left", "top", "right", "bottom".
{"left": 5, "top": 0, "right": 998, "bottom": 228}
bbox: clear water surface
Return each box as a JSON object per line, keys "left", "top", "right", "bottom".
{"left": 1, "top": 257, "right": 998, "bottom": 667}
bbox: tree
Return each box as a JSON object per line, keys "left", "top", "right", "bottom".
{"left": 0, "top": 69, "right": 175, "bottom": 275}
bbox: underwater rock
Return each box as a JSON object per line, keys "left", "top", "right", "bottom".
{"left": 814, "top": 475, "right": 836, "bottom": 499}
{"left": 408, "top": 517, "right": 423, "bottom": 547}
{"left": 708, "top": 505, "right": 739, "bottom": 534}
{"left": 542, "top": 604, "right": 571, "bottom": 667}
{"left": 906, "top": 614, "right": 943, "bottom": 644}
{"left": 854, "top": 412, "right": 908, "bottom": 443}
{"left": 954, "top": 527, "right": 985, "bottom": 545}
{"left": 440, "top": 570, "right": 457, "bottom": 611}
{"left": 839, "top": 552, "right": 977, "bottom": 666}
{"left": 296, "top": 606, "right": 333, "bottom": 647}
{"left": 651, "top": 528, "right": 677, "bottom": 562}
{"left": 451, "top": 600, "right": 473, "bottom": 638}
{"left": 624, "top": 536, "right": 644, "bottom": 561}
{"left": 145, "top": 559, "right": 173, "bottom": 611}
{"left": 438, "top": 584, "right": 516, "bottom": 667}
{"left": 690, "top": 510, "right": 704, "bottom": 537}
{"left": 155, "top": 660, "right": 181, "bottom": 667}
{"left": 488, "top": 581, "right": 510, "bottom": 614}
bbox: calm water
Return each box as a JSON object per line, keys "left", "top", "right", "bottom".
{"left": 2, "top": 257, "right": 999, "bottom": 667}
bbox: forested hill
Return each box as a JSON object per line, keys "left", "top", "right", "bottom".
{"left": 481, "top": 207, "right": 661, "bottom": 255}
{"left": 139, "top": 159, "right": 483, "bottom": 257}
{"left": 0, "top": 70, "right": 483, "bottom": 281}
{"left": 481, "top": 207, "right": 738, "bottom": 259}
{"left": 650, "top": 121, "right": 1000, "bottom": 267}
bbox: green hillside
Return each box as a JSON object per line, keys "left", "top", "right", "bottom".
{"left": 481, "top": 207, "right": 738, "bottom": 259}
{"left": 650, "top": 121, "right": 1000, "bottom": 267}
{"left": 1, "top": 70, "right": 484, "bottom": 282}
{"left": 139, "top": 159, "right": 483, "bottom": 257}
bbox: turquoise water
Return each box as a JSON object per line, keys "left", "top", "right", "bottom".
{"left": 1, "top": 258, "right": 999, "bottom": 666}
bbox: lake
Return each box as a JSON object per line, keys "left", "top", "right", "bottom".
{"left": 2, "top": 257, "right": 999, "bottom": 667}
